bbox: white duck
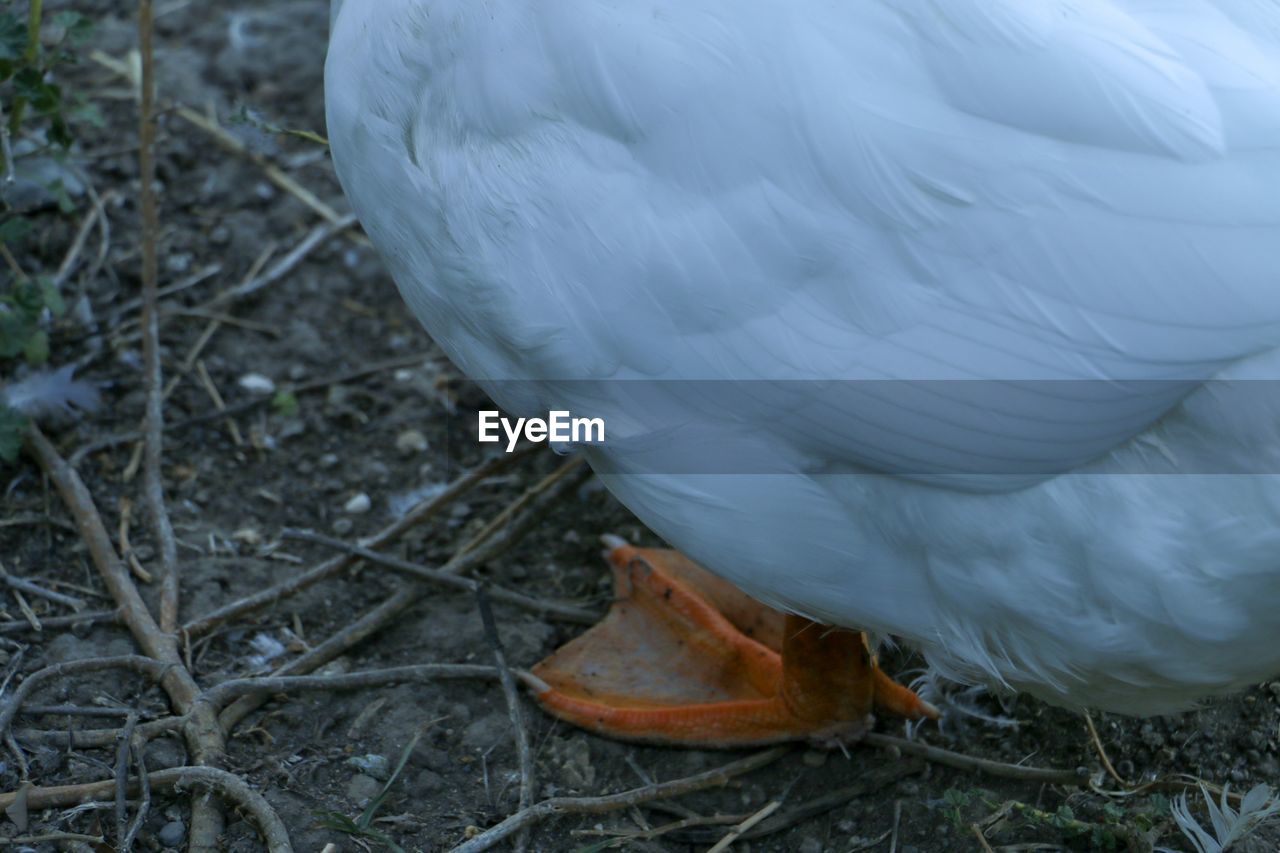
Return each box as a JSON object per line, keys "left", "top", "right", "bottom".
{"left": 326, "top": 0, "right": 1280, "bottom": 744}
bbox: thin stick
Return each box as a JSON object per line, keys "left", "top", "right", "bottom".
{"left": 70, "top": 351, "right": 443, "bottom": 465}
{"left": 22, "top": 704, "right": 147, "bottom": 719}
{"left": 120, "top": 737, "right": 150, "bottom": 852}
{"left": 198, "top": 664, "right": 514, "bottom": 710}
{"left": 0, "top": 656, "right": 171, "bottom": 735}
{"left": 0, "top": 609, "right": 117, "bottom": 635}
{"left": 971, "top": 823, "right": 996, "bottom": 853}
{"left": 447, "top": 748, "right": 790, "bottom": 853}
{"left": 0, "top": 565, "right": 85, "bottom": 611}
{"left": 22, "top": 428, "right": 229, "bottom": 849}
{"left": 137, "top": 0, "right": 180, "bottom": 637}
{"left": 1083, "top": 711, "right": 1131, "bottom": 788}
{"left": 0, "top": 766, "right": 292, "bottom": 852}
{"left": 10, "top": 591, "right": 38, "bottom": 632}
{"left": 476, "top": 587, "right": 535, "bottom": 852}
{"left": 216, "top": 459, "right": 589, "bottom": 734}
{"left": 13, "top": 716, "right": 182, "bottom": 749}
{"left": 863, "top": 732, "right": 1083, "bottom": 786}
{"left": 114, "top": 712, "right": 139, "bottom": 847}
{"left": 209, "top": 215, "right": 358, "bottom": 305}
{"left": 182, "top": 447, "right": 533, "bottom": 637}
{"left": 731, "top": 760, "right": 921, "bottom": 842}
{"left": 282, "top": 529, "right": 597, "bottom": 624}
{"left": 174, "top": 105, "right": 361, "bottom": 243}
{"left": 706, "top": 800, "right": 781, "bottom": 853}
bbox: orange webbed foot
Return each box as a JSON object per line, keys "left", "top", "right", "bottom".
{"left": 530, "top": 538, "right": 938, "bottom": 747}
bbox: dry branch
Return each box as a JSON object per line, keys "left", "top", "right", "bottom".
{"left": 863, "top": 732, "right": 1084, "bottom": 786}
{"left": 476, "top": 586, "right": 535, "bottom": 852}
{"left": 23, "top": 428, "right": 229, "bottom": 849}
{"left": 183, "top": 446, "right": 536, "bottom": 637}
{"left": 198, "top": 664, "right": 512, "bottom": 710}
{"left": 282, "top": 529, "right": 597, "bottom": 624}
{"left": 216, "top": 458, "right": 589, "bottom": 734}
{"left": 0, "top": 656, "right": 170, "bottom": 735}
{"left": 136, "top": 0, "right": 182, "bottom": 639}
{"left": 447, "top": 747, "right": 791, "bottom": 853}
{"left": 0, "top": 766, "right": 292, "bottom": 852}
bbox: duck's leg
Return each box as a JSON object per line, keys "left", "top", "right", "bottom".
{"left": 530, "top": 540, "right": 938, "bottom": 747}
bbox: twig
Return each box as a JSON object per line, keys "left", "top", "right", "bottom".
{"left": 282, "top": 529, "right": 597, "bottom": 624}
{"left": 0, "top": 647, "right": 27, "bottom": 699}
{"left": 0, "top": 766, "right": 292, "bottom": 852}
{"left": 476, "top": 586, "right": 535, "bottom": 852}
{"left": 120, "top": 735, "right": 150, "bottom": 852}
{"left": 208, "top": 214, "right": 358, "bottom": 305}
{"left": 117, "top": 499, "right": 153, "bottom": 584}
{"left": 0, "top": 514, "right": 76, "bottom": 532}
{"left": 728, "top": 760, "right": 921, "bottom": 842}
{"left": 863, "top": 733, "right": 1084, "bottom": 786}
{"left": 70, "top": 351, "right": 443, "bottom": 466}
{"left": 706, "top": 800, "right": 781, "bottom": 853}
{"left": 0, "top": 565, "right": 85, "bottom": 611}
{"left": 13, "top": 716, "right": 181, "bottom": 749}
{"left": 197, "top": 664, "right": 516, "bottom": 710}
{"left": 216, "top": 459, "right": 590, "bottom": 735}
{"left": 0, "top": 609, "right": 117, "bottom": 634}
{"left": 0, "top": 656, "right": 171, "bottom": 735}
{"left": 107, "top": 263, "right": 222, "bottom": 326}
{"left": 182, "top": 447, "right": 533, "bottom": 637}
{"left": 114, "top": 712, "right": 139, "bottom": 848}
{"left": 51, "top": 199, "right": 103, "bottom": 290}
{"left": 174, "top": 105, "right": 362, "bottom": 243}
{"left": 889, "top": 799, "right": 902, "bottom": 853}
{"left": 448, "top": 748, "right": 791, "bottom": 853}
{"left": 136, "top": 0, "right": 181, "bottom": 639}
{"left": 971, "top": 823, "right": 996, "bottom": 853}
{"left": 0, "top": 833, "right": 106, "bottom": 846}
{"left": 1083, "top": 711, "right": 1132, "bottom": 788}
{"left": 22, "top": 428, "right": 229, "bottom": 849}
{"left": 9, "top": 592, "right": 37, "bottom": 633}
{"left": 22, "top": 704, "right": 148, "bottom": 719}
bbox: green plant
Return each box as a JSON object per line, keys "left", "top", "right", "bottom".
{"left": 315, "top": 732, "right": 421, "bottom": 852}
{"left": 0, "top": 1, "right": 94, "bottom": 462}
{"left": 0, "top": 0, "right": 95, "bottom": 167}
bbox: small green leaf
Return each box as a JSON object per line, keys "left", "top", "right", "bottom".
{"left": 271, "top": 391, "right": 298, "bottom": 417}
{"left": 38, "top": 278, "right": 64, "bottom": 316}
{"left": 51, "top": 12, "right": 93, "bottom": 46}
{"left": 0, "top": 12, "right": 26, "bottom": 62}
{"left": 22, "top": 328, "right": 48, "bottom": 365}
{"left": 0, "top": 217, "right": 33, "bottom": 244}
{"left": 0, "top": 406, "right": 28, "bottom": 463}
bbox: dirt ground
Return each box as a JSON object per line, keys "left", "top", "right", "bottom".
{"left": 2, "top": 2, "right": 1279, "bottom": 851}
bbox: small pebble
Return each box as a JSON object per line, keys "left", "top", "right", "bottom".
{"left": 346, "top": 754, "right": 391, "bottom": 780}
{"left": 332, "top": 518, "right": 354, "bottom": 536}
{"left": 238, "top": 373, "right": 276, "bottom": 394}
{"left": 319, "top": 453, "right": 340, "bottom": 469}
{"left": 344, "top": 492, "right": 372, "bottom": 514}
{"left": 396, "top": 429, "right": 429, "bottom": 455}
{"left": 232, "top": 527, "right": 263, "bottom": 547}
{"left": 346, "top": 773, "right": 383, "bottom": 804}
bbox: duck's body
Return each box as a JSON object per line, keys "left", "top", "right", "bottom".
{"left": 327, "top": 0, "right": 1280, "bottom": 717}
